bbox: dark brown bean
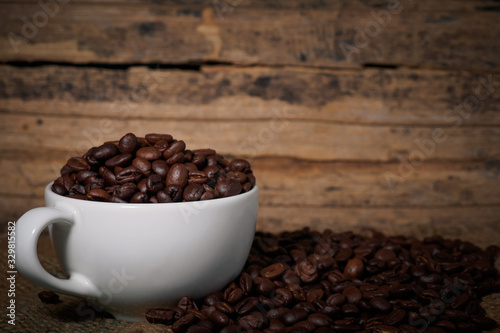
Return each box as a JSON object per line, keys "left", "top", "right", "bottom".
{"left": 384, "top": 308, "right": 406, "bottom": 326}
{"left": 136, "top": 146, "right": 162, "bottom": 161}
{"left": 165, "top": 184, "right": 183, "bottom": 202}
{"left": 344, "top": 257, "right": 364, "bottom": 278}
{"left": 130, "top": 192, "right": 149, "bottom": 203}
{"left": 239, "top": 272, "right": 253, "bottom": 295}
{"left": 370, "top": 297, "right": 392, "bottom": 312}
{"left": 156, "top": 190, "right": 173, "bottom": 203}
{"left": 132, "top": 157, "right": 152, "bottom": 176}
{"left": 215, "top": 176, "right": 242, "bottom": 198}
{"left": 326, "top": 293, "right": 346, "bottom": 307}
{"left": 86, "top": 188, "right": 110, "bottom": 202}
{"left": 167, "top": 163, "right": 188, "bottom": 187}
{"left": 183, "top": 183, "right": 204, "bottom": 201}
{"left": 115, "top": 166, "right": 143, "bottom": 184}
{"left": 282, "top": 308, "right": 308, "bottom": 326}
{"left": 151, "top": 160, "right": 169, "bottom": 178}
{"left": 66, "top": 157, "right": 90, "bottom": 172}
{"left": 145, "top": 308, "right": 174, "bottom": 325}
{"left": 261, "top": 263, "right": 286, "bottom": 280}
{"left": 105, "top": 153, "right": 133, "bottom": 169}
{"left": 145, "top": 133, "right": 173, "bottom": 145}
{"left": 147, "top": 174, "right": 165, "bottom": 194}
{"left": 93, "top": 143, "right": 119, "bottom": 161}
{"left": 342, "top": 286, "right": 362, "bottom": 304}
{"left": 119, "top": 133, "right": 138, "bottom": 154}
{"left": 164, "top": 140, "right": 186, "bottom": 159}
{"left": 307, "top": 313, "right": 332, "bottom": 326}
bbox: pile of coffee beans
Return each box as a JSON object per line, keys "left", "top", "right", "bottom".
{"left": 146, "top": 229, "right": 499, "bottom": 333}
{"left": 51, "top": 133, "right": 255, "bottom": 203}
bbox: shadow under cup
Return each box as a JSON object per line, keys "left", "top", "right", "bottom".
{"left": 15, "top": 182, "right": 259, "bottom": 322}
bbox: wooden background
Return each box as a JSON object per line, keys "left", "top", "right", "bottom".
{"left": 0, "top": 0, "right": 499, "bottom": 245}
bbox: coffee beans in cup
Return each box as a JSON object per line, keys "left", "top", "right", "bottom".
{"left": 51, "top": 133, "right": 256, "bottom": 203}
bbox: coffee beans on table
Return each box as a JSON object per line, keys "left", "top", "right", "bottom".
{"left": 145, "top": 229, "right": 500, "bottom": 332}
{"left": 51, "top": 133, "right": 256, "bottom": 203}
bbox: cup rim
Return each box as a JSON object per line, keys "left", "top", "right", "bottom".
{"left": 45, "top": 181, "right": 258, "bottom": 207}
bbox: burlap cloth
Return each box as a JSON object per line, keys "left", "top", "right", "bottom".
{"left": 1, "top": 228, "right": 499, "bottom": 333}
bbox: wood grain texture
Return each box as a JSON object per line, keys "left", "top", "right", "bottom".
{"left": 0, "top": 0, "right": 499, "bottom": 70}
{"left": 2, "top": 112, "right": 500, "bottom": 162}
{"left": 1, "top": 156, "right": 499, "bottom": 208}
{"left": 1, "top": 65, "right": 499, "bottom": 126}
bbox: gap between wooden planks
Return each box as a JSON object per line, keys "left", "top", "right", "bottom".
{"left": 0, "top": 1, "right": 499, "bottom": 70}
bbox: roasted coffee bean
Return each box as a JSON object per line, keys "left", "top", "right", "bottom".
{"left": 209, "top": 309, "right": 229, "bottom": 327}
{"left": 238, "top": 314, "right": 264, "bottom": 331}
{"left": 156, "top": 190, "right": 173, "bottom": 203}
{"left": 183, "top": 183, "right": 204, "bottom": 201}
{"left": 342, "top": 286, "right": 362, "bottom": 304}
{"left": 261, "top": 263, "right": 286, "bottom": 280}
{"left": 136, "top": 146, "right": 162, "bottom": 161}
{"left": 282, "top": 308, "right": 308, "bottom": 325}
{"left": 273, "top": 287, "right": 293, "bottom": 306}
{"left": 145, "top": 133, "right": 173, "bottom": 145}
{"left": 116, "top": 166, "right": 143, "bottom": 184}
{"left": 215, "top": 176, "right": 242, "bottom": 198}
{"left": 306, "top": 288, "right": 323, "bottom": 303}
{"left": 370, "top": 297, "right": 392, "bottom": 312}
{"left": 229, "top": 159, "right": 251, "bottom": 173}
{"left": 335, "top": 247, "right": 353, "bottom": 262}
{"left": 165, "top": 184, "right": 183, "bottom": 202}
{"left": 93, "top": 143, "right": 118, "bottom": 161}
{"left": 384, "top": 308, "right": 406, "bottom": 326}
{"left": 137, "top": 178, "right": 148, "bottom": 193}
{"left": 326, "top": 293, "right": 346, "bottom": 307}
{"left": 151, "top": 160, "right": 169, "bottom": 178}
{"left": 164, "top": 140, "right": 186, "bottom": 159}
{"left": 145, "top": 308, "right": 174, "bottom": 325}
{"left": 167, "top": 163, "right": 188, "bottom": 187}
{"left": 132, "top": 157, "right": 152, "bottom": 176}
{"left": 99, "top": 167, "right": 119, "bottom": 186}
{"left": 119, "top": 133, "right": 139, "bottom": 154}
{"left": 256, "top": 278, "right": 276, "bottom": 295}
{"left": 38, "top": 290, "right": 60, "bottom": 304}
{"left": 295, "top": 260, "right": 318, "bottom": 283}
{"left": 234, "top": 297, "right": 258, "bottom": 315}
{"left": 76, "top": 170, "right": 97, "bottom": 183}
{"left": 214, "top": 302, "right": 234, "bottom": 314}
{"left": 375, "top": 248, "right": 397, "bottom": 262}
{"left": 105, "top": 153, "right": 133, "bottom": 169}
{"left": 66, "top": 157, "right": 90, "bottom": 172}
{"left": 219, "top": 325, "right": 239, "bottom": 333}
{"left": 172, "top": 312, "right": 197, "bottom": 333}
{"left": 307, "top": 313, "right": 332, "bottom": 326}
{"left": 130, "top": 192, "right": 149, "bottom": 203}
{"left": 224, "top": 283, "right": 244, "bottom": 304}
{"left": 166, "top": 151, "right": 185, "bottom": 164}
{"left": 86, "top": 188, "right": 110, "bottom": 202}
{"left": 239, "top": 272, "right": 253, "bottom": 295}
{"left": 147, "top": 174, "right": 165, "bottom": 194}
{"left": 344, "top": 257, "right": 364, "bottom": 278}
{"left": 52, "top": 182, "right": 68, "bottom": 196}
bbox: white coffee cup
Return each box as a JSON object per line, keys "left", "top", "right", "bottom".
{"left": 15, "top": 182, "right": 258, "bottom": 321}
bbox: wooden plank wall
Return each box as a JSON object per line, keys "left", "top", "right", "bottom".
{"left": 0, "top": 0, "right": 499, "bottom": 243}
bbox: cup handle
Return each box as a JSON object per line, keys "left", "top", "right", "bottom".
{"left": 15, "top": 207, "right": 100, "bottom": 298}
